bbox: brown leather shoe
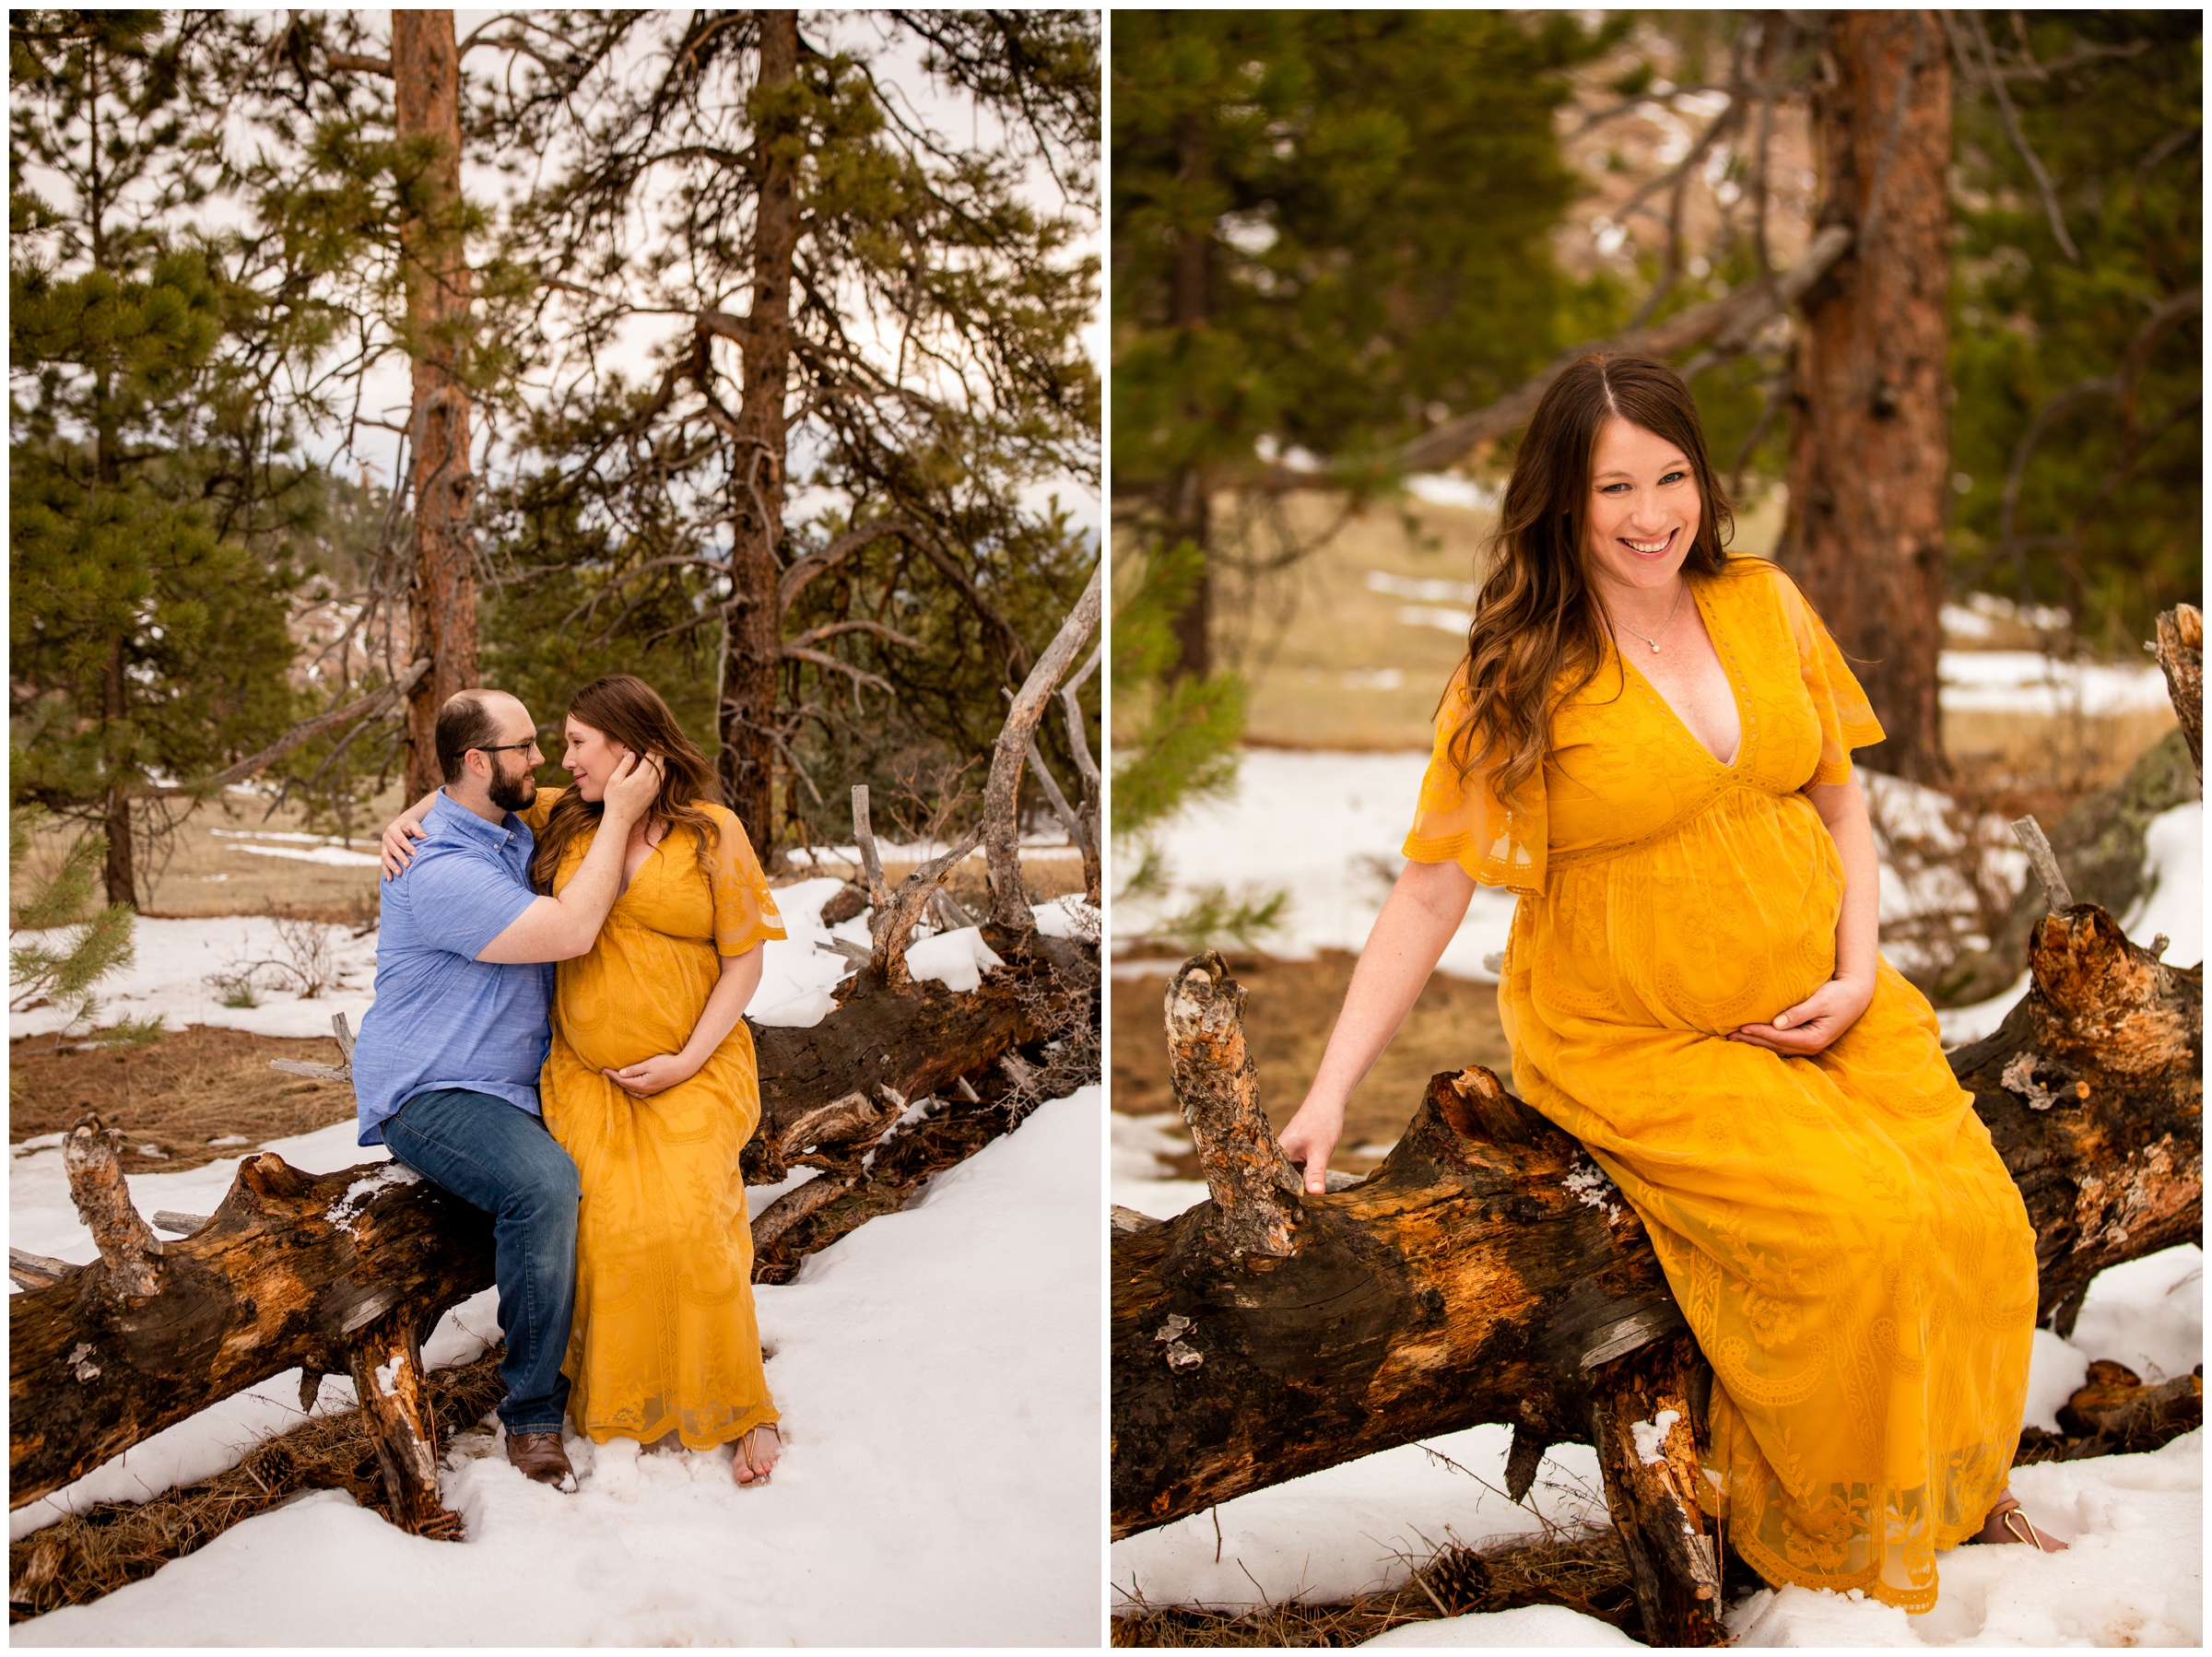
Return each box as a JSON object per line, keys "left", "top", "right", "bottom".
{"left": 505, "top": 1431, "right": 578, "bottom": 1493}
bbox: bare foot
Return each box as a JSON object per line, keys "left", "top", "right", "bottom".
{"left": 732, "top": 1423, "right": 781, "bottom": 1487}
{"left": 1972, "top": 1490, "right": 2068, "bottom": 1551}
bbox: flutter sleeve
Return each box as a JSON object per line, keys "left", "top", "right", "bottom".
{"left": 705, "top": 806, "right": 788, "bottom": 956}
{"left": 1400, "top": 664, "right": 1547, "bottom": 895}
{"left": 1771, "top": 570, "right": 1886, "bottom": 785}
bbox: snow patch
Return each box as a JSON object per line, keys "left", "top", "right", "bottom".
{"left": 324, "top": 1164, "right": 419, "bottom": 1234}
{"left": 1563, "top": 1159, "right": 1623, "bottom": 1218}
{"left": 903, "top": 925, "right": 1006, "bottom": 993}
{"left": 1631, "top": 1409, "right": 1681, "bottom": 1466}
{"left": 14, "top": 1090, "right": 1101, "bottom": 1645}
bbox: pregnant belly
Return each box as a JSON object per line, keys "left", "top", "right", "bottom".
{"left": 1540, "top": 790, "right": 1842, "bottom": 1033}
{"left": 553, "top": 931, "right": 715, "bottom": 1072}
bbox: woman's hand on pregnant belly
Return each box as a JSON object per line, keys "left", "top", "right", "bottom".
{"left": 1728, "top": 972, "right": 1875, "bottom": 1056}
{"left": 603, "top": 1052, "right": 700, "bottom": 1098}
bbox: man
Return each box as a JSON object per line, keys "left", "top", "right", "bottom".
{"left": 349, "top": 688, "right": 658, "bottom": 1491}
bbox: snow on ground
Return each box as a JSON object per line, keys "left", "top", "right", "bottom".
{"left": 9, "top": 880, "right": 1077, "bottom": 1043}
{"left": 1113, "top": 748, "right": 1520, "bottom": 981}
{"left": 13, "top": 1089, "right": 1103, "bottom": 1646}
{"left": 1106, "top": 1228, "right": 2202, "bottom": 1647}
{"left": 1936, "top": 651, "right": 2175, "bottom": 717}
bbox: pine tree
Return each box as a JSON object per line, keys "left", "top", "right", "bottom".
{"left": 1945, "top": 10, "right": 2201, "bottom": 649}
{"left": 9, "top": 11, "right": 301, "bottom": 908}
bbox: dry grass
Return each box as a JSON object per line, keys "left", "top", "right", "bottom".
{"left": 15, "top": 790, "right": 403, "bottom": 923}
{"left": 9, "top": 1026, "right": 359, "bottom": 1174}
{"left": 7, "top": 1347, "right": 509, "bottom": 1621}
{"left": 1943, "top": 704, "right": 2178, "bottom": 813}
{"left": 1111, "top": 1526, "right": 1643, "bottom": 1647}
{"left": 1112, "top": 950, "right": 1512, "bottom": 1169}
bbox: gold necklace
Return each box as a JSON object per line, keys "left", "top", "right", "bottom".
{"left": 1614, "top": 582, "right": 1688, "bottom": 653}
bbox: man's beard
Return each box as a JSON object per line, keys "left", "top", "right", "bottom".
{"left": 488, "top": 760, "right": 538, "bottom": 813}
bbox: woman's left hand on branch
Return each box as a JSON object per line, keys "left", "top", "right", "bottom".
{"left": 603, "top": 1053, "right": 700, "bottom": 1098}
{"left": 1729, "top": 974, "right": 1875, "bottom": 1056}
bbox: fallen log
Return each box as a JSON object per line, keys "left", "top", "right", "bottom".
{"left": 10, "top": 1123, "right": 492, "bottom": 1523}
{"left": 1112, "top": 904, "right": 2199, "bottom": 1641}
{"left": 11, "top": 925, "right": 1095, "bottom": 1519}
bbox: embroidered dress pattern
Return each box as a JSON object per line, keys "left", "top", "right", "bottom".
{"left": 1403, "top": 560, "right": 2039, "bottom": 1610}
{"left": 522, "top": 791, "right": 789, "bottom": 1450}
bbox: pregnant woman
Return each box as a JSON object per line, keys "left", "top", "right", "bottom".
{"left": 1277, "top": 355, "right": 2062, "bottom": 1610}
{"left": 386, "top": 675, "right": 787, "bottom": 1486}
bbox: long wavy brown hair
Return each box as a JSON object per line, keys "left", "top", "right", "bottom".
{"left": 528, "top": 676, "right": 722, "bottom": 894}
{"left": 1449, "top": 353, "right": 1735, "bottom": 803}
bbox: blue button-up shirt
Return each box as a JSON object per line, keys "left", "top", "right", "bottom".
{"left": 350, "top": 792, "right": 555, "bottom": 1146}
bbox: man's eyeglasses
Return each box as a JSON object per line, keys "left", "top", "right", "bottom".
{"left": 474, "top": 739, "right": 542, "bottom": 757}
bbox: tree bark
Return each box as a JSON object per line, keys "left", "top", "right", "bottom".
{"left": 2152, "top": 603, "right": 2202, "bottom": 783}
{"left": 1781, "top": 10, "right": 1953, "bottom": 783}
{"left": 1167, "top": 115, "right": 1213, "bottom": 682}
{"left": 716, "top": 11, "right": 801, "bottom": 858}
{"left": 10, "top": 1140, "right": 495, "bottom": 1520}
{"left": 392, "top": 10, "right": 479, "bottom": 801}
{"left": 1112, "top": 915, "right": 2199, "bottom": 1624}
{"left": 100, "top": 633, "right": 136, "bottom": 911}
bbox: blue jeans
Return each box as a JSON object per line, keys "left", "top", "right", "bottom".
{"left": 382, "top": 1087, "right": 579, "bottom": 1436}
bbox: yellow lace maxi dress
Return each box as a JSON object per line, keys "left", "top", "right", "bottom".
{"left": 1402, "top": 560, "right": 2038, "bottom": 1612}
{"left": 519, "top": 791, "right": 788, "bottom": 1450}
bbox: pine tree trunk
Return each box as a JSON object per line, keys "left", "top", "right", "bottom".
{"left": 1781, "top": 11, "right": 1952, "bottom": 783}
{"left": 716, "top": 11, "right": 801, "bottom": 859}
{"left": 393, "top": 10, "right": 478, "bottom": 800}
{"left": 100, "top": 632, "right": 136, "bottom": 911}
{"left": 1167, "top": 119, "right": 1212, "bottom": 682}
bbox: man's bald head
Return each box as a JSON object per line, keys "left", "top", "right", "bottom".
{"left": 435, "top": 689, "right": 532, "bottom": 785}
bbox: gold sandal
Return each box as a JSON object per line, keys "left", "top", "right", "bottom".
{"left": 1981, "top": 1494, "right": 2065, "bottom": 1551}
{"left": 734, "top": 1423, "right": 781, "bottom": 1487}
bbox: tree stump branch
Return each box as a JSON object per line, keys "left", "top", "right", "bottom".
{"left": 2151, "top": 603, "right": 2202, "bottom": 782}
{"left": 982, "top": 566, "right": 1101, "bottom": 930}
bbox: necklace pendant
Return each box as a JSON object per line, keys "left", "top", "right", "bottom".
{"left": 1650, "top": 640, "right": 1662, "bottom": 652}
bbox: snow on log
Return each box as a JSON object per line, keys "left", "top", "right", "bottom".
{"left": 1112, "top": 911, "right": 2198, "bottom": 1641}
